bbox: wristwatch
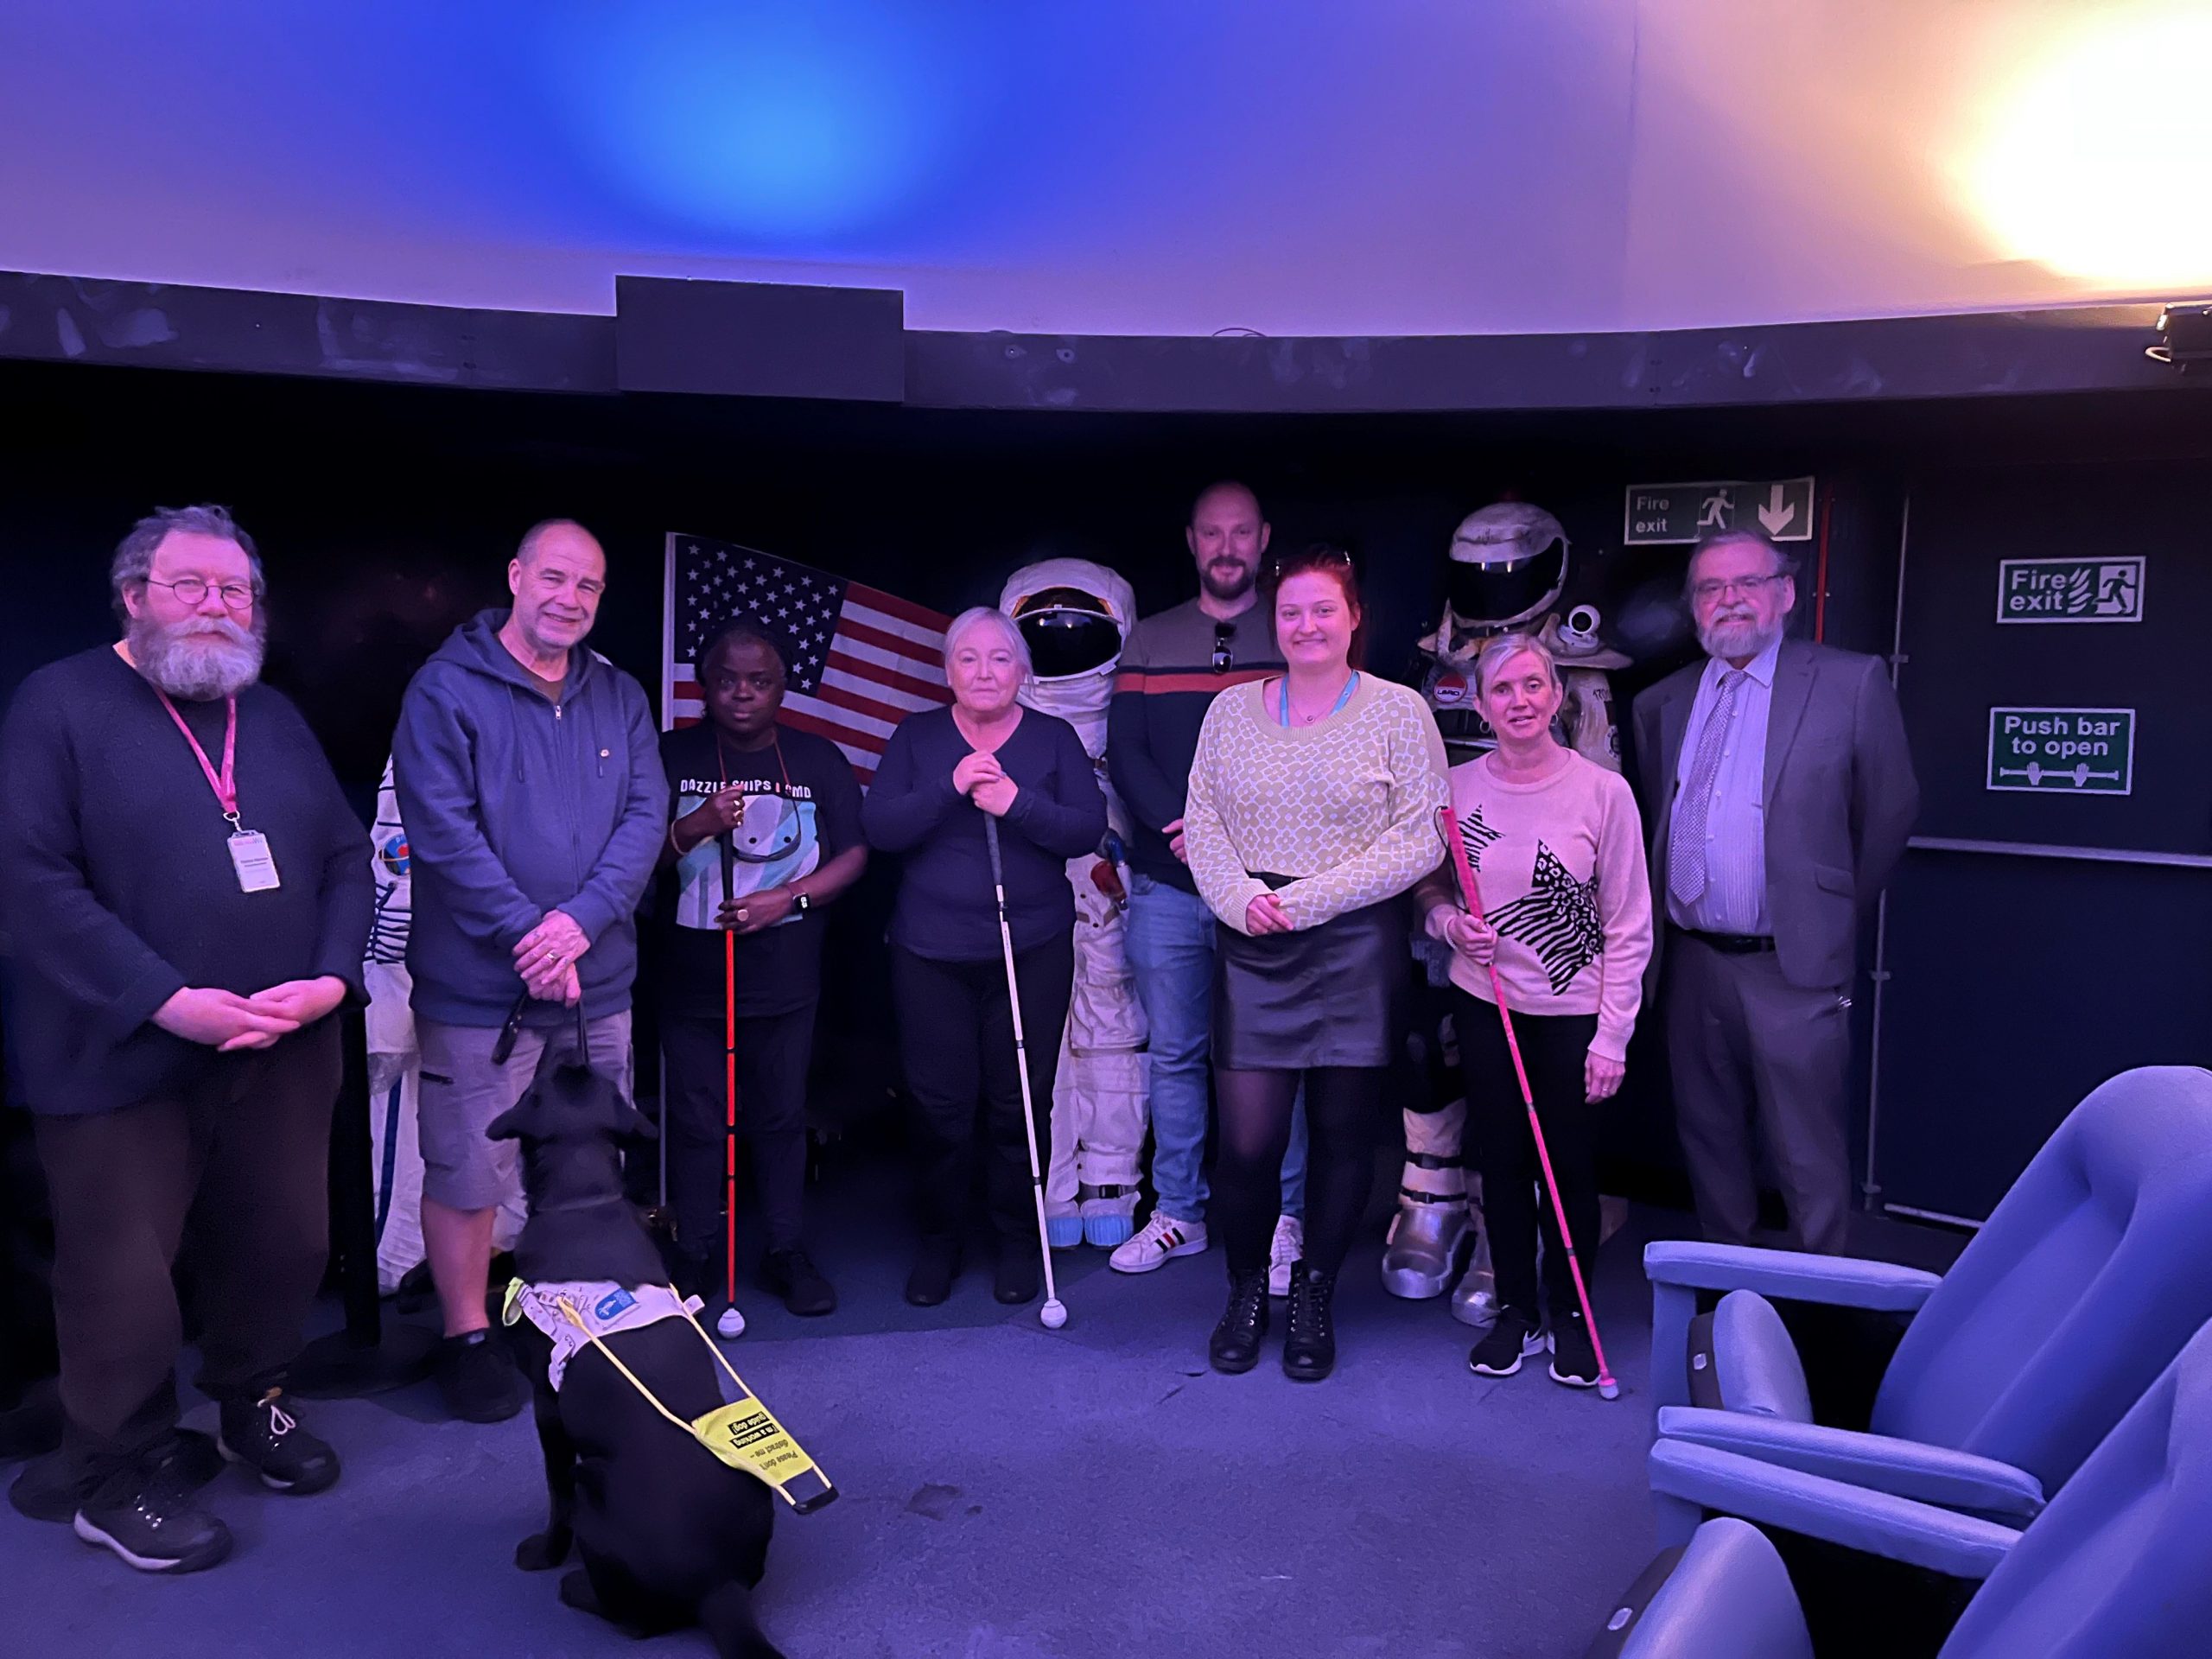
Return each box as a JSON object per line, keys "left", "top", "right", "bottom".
{"left": 791, "top": 890, "right": 812, "bottom": 915}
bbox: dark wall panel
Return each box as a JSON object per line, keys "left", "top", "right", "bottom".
{"left": 1874, "top": 855, "right": 2212, "bottom": 1219}
{"left": 1872, "top": 457, "right": 2212, "bottom": 1219}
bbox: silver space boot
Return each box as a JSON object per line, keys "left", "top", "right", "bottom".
{"left": 1450, "top": 1201, "right": 1503, "bottom": 1331}
{"left": 1380, "top": 1098, "right": 1473, "bottom": 1298}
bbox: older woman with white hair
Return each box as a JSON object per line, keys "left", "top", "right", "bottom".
{"left": 862, "top": 606, "right": 1107, "bottom": 1307}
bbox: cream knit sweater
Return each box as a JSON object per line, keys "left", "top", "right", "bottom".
{"left": 1184, "top": 674, "right": 1450, "bottom": 935}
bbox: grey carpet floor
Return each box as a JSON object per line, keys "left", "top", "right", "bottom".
{"left": 0, "top": 1164, "right": 1665, "bottom": 1659}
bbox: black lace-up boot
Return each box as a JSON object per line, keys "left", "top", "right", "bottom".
{"left": 1208, "top": 1266, "right": 1270, "bottom": 1374}
{"left": 1281, "top": 1261, "right": 1339, "bottom": 1382}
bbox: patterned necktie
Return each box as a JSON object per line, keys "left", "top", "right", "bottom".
{"left": 1669, "top": 670, "right": 1747, "bottom": 907}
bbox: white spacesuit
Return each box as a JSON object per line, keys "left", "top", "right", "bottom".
{"left": 1000, "top": 559, "right": 1150, "bottom": 1250}
{"left": 365, "top": 756, "right": 524, "bottom": 1294}
{"left": 1414, "top": 502, "right": 1628, "bottom": 772}
{"left": 1389, "top": 503, "right": 1629, "bottom": 1319}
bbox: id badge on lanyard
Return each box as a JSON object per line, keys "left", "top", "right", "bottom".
{"left": 156, "top": 691, "right": 283, "bottom": 893}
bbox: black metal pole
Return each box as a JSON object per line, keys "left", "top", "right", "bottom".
{"left": 292, "top": 1001, "right": 433, "bottom": 1396}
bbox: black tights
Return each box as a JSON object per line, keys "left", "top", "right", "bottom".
{"left": 1212, "top": 1066, "right": 1383, "bottom": 1275}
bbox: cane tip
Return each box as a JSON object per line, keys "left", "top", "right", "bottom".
{"left": 715, "top": 1306, "right": 747, "bottom": 1339}
{"left": 1039, "top": 1300, "right": 1068, "bottom": 1331}
{"left": 1599, "top": 1378, "right": 1620, "bottom": 1401}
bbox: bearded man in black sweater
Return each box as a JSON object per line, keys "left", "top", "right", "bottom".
{"left": 0, "top": 505, "right": 372, "bottom": 1574}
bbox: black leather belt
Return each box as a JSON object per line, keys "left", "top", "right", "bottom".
{"left": 1675, "top": 927, "right": 1777, "bottom": 955}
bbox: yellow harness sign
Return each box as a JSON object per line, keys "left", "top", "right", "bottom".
{"left": 690, "top": 1395, "right": 835, "bottom": 1509}
{"left": 513, "top": 1280, "right": 839, "bottom": 1513}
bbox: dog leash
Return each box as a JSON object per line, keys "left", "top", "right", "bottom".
{"left": 547, "top": 1290, "right": 837, "bottom": 1513}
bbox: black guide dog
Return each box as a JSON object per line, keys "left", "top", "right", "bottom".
{"left": 490, "top": 1040, "right": 784, "bottom": 1659}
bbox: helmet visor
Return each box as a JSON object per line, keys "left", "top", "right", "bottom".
{"left": 1446, "top": 542, "right": 1566, "bottom": 627}
{"left": 1012, "top": 588, "right": 1123, "bottom": 677}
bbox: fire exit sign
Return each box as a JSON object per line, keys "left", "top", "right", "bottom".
{"left": 1995, "top": 557, "right": 2145, "bottom": 623}
{"left": 1623, "top": 478, "right": 1815, "bottom": 545}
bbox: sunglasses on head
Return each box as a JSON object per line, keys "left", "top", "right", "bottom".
{"left": 1264, "top": 546, "right": 1355, "bottom": 582}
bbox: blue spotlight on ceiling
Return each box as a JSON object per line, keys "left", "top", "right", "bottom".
{"left": 548, "top": 3, "right": 977, "bottom": 247}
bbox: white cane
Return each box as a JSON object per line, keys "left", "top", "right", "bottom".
{"left": 982, "top": 817, "right": 1069, "bottom": 1330}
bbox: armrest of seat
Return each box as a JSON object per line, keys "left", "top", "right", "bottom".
{"left": 1648, "top": 1440, "right": 2024, "bottom": 1581}
{"left": 1655, "top": 1408, "right": 2045, "bottom": 1523}
{"left": 1644, "top": 1242, "right": 1942, "bottom": 1311}
{"left": 1585, "top": 1521, "right": 1814, "bottom": 1659}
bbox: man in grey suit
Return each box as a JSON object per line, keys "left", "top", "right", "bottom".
{"left": 1631, "top": 528, "right": 1918, "bottom": 1253}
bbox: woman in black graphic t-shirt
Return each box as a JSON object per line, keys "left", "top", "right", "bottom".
{"left": 658, "top": 624, "right": 865, "bottom": 1317}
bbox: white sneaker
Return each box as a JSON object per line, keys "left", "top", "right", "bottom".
{"left": 1268, "top": 1214, "right": 1304, "bottom": 1298}
{"left": 1109, "top": 1212, "right": 1209, "bottom": 1274}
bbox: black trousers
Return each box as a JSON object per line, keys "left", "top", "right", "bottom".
{"left": 1452, "top": 990, "right": 1601, "bottom": 1323}
{"left": 661, "top": 1004, "right": 816, "bottom": 1262}
{"left": 34, "top": 1018, "right": 340, "bottom": 1486}
{"left": 891, "top": 936, "right": 1072, "bottom": 1243}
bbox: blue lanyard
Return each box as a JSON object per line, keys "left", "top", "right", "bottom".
{"left": 1276, "top": 672, "right": 1359, "bottom": 728}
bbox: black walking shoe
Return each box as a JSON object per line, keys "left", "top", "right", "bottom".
{"left": 1209, "top": 1268, "right": 1271, "bottom": 1374}
{"left": 218, "top": 1389, "right": 340, "bottom": 1495}
{"left": 436, "top": 1330, "right": 529, "bottom": 1423}
{"left": 1548, "top": 1308, "right": 1601, "bottom": 1389}
{"left": 16, "top": 1432, "right": 219, "bottom": 1524}
{"left": 73, "top": 1446, "right": 232, "bottom": 1574}
{"left": 1281, "top": 1261, "right": 1339, "bottom": 1382}
{"left": 9, "top": 1451, "right": 85, "bottom": 1523}
{"left": 1468, "top": 1307, "right": 1546, "bottom": 1377}
{"left": 761, "top": 1249, "right": 837, "bottom": 1317}
{"left": 993, "top": 1247, "right": 1039, "bottom": 1306}
{"left": 904, "top": 1237, "right": 963, "bottom": 1307}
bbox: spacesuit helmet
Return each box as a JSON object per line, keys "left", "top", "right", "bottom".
{"left": 1001, "top": 558, "right": 1135, "bottom": 682}
{"left": 1010, "top": 586, "right": 1122, "bottom": 678}
{"left": 1445, "top": 503, "right": 1569, "bottom": 631}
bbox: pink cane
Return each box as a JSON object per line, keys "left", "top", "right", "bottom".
{"left": 1436, "top": 806, "right": 1620, "bottom": 1400}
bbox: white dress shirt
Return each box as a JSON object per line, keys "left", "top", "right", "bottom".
{"left": 1668, "top": 637, "right": 1781, "bottom": 935}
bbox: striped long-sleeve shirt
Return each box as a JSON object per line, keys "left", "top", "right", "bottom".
{"left": 1106, "top": 598, "right": 1281, "bottom": 893}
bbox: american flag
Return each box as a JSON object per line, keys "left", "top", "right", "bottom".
{"left": 664, "top": 534, "right": 952, "bottom": 785}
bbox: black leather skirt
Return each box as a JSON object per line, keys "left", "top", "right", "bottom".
{"left": 1213, "top": 879, "right": 1408, "bottom": 1071}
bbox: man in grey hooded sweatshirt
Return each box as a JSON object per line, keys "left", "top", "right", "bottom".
{"left": 393, "top": 519, "right": 667, "bottom": 1422}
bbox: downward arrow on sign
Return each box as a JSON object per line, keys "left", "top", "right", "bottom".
{"left": 1758, "top": 483, "right": 1796, "bottom": 536}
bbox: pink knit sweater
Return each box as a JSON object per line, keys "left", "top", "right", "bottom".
{"left": 1423, "top": 751, "right": 1653, "bottom": 1062}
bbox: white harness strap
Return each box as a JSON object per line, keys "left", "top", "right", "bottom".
{"left": 505, "top": 1280, "right": 702, "bottom": 1390}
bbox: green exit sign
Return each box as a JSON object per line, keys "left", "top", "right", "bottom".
{"left": 1996, "top": 557, "right": 2145, "bottom": 624}
{"left": 1624, "top": 478, "right": 1815, "bottom": 545}
{"left": 1986, "top": 708, "right": 2134, "bottom": 794}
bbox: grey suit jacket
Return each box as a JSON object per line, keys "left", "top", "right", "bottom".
{"left": 1630, "top": 639, "right": 1918, "bottom": 993}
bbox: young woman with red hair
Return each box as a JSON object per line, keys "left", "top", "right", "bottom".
{"left": 1183, "top": 544, "right": 1449, "bottom": 1382}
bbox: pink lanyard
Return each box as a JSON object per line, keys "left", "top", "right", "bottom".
{"left": 156, "top": 691, "right": 241, "bottom": 828}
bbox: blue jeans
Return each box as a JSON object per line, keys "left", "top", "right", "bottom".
{"left": 1126, "top": 873, "right": 1306, "bottom": 1225}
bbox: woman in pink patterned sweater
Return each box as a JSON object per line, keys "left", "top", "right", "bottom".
{"left": 1414, "top": 632, "right": 1651, "bottom": 1391}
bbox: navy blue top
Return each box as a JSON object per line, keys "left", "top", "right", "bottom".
{"left": 392, "top": 610, "right": 669, "bottom": 1027}
{"left": 861, "top": 706, "right": 1106, "bottom": 963}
